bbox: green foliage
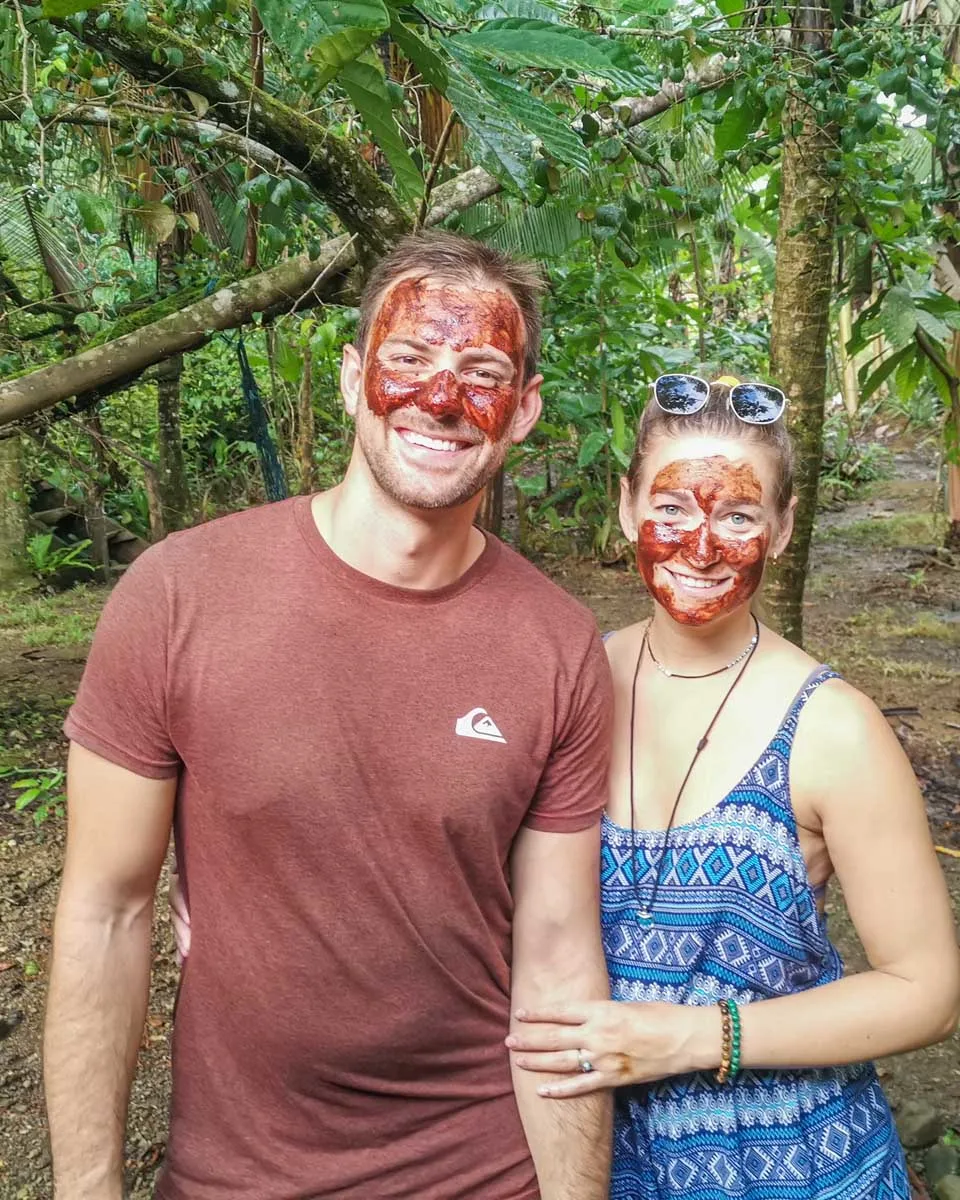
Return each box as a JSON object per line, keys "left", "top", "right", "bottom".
{"left": 25, "top": 533, "right": 95, "bottom": 580}
{"left": 5, "top": 0, "right": 960, "bottom": 561}
{"left": 256, "top": 0, "right": 390, "bottom": 87}
{"left": 819, "top": 410, "right": 893, "bottom": 503}
{"left": 339, "top": 60, "right": 424, "bottom": 201}
{"left": 1, "top": 766, "right": 66, "bottom": 825}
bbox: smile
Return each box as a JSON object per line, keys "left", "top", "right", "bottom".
{"left": 396, "top": 428, "right": 474, "bottom": 453}
{"left": 664, "top": 569, "right": 733, "bottom": 595}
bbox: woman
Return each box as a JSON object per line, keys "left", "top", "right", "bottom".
{"left": 507, "top": 373, "right": 960, "bottom": 1199}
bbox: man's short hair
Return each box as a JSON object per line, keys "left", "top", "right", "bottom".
{"left": 356, "top": 231, "right": 545, "bottom": 382}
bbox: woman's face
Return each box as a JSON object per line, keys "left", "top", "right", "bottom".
{"left": 620, "top": 433, "right": 794, "bottom": 627}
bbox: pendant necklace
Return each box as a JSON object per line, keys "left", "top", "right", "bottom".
{"left": 628, "top": 615, "right": 760, "bottom": 929}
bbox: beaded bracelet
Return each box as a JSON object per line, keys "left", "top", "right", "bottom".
{"left": 716, "top": 999, "right": 742, "bottom": 1084}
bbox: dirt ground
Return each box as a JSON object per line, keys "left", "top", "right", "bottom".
{"left": 1, "top": 441, "right": 958, "bottom": 1199}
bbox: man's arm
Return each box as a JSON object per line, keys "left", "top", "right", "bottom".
{"left": 45, "top": 743, "right": 176, "bottom": 1200}
{"left": 507, "top": 823, "right": 612, "bottom": 1200}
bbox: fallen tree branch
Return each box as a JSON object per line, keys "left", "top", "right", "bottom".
{"left": 0, "top": 168, "right": 497, "bottom": 426}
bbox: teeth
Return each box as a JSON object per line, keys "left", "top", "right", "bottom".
{"left": 672, "top": 574, "right": 727, "bottom": 590}
{"left": 400, "top": 430, "right": 464, "bottom": 453}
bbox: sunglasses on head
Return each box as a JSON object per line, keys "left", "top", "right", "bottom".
{"left": 653, "top": 373, "right": 786, "bottom": 425}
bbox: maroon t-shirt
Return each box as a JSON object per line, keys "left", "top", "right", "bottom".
{"left": 65, "top": 496, "right": 612, "bottom": 1200}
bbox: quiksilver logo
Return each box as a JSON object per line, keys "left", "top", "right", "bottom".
{"left": 455, "top": 707, "right": 506, "bottom": 744}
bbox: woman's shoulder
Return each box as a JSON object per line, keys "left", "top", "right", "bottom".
{"left": 602, "top": 621, "right": 648, "bottom": 676}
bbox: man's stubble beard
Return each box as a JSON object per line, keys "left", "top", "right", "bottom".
{"left": 358, "top": 426, "right": 508, "bottom": 511}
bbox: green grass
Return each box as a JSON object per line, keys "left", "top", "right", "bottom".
{"left": 829, "top": 650, "right": 959, "bottom": 683}
{"left": 885, "top": 611, "right": 960, "bottom": 646}
{"left": 842, "top": 605, "right": 960, "bottom": 646}
{"left": 0, "top": 583, "right": 103, "bottom": 647}
{"left": 820, "top": 511, "right": 946, "bottom": 549}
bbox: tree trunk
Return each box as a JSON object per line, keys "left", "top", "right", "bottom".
{"left": 297, "top": 343, "right": 316, "bottom": 494}
{"left": 0, "top": 432, "right": 28, "bottom": 586}
{"left": 944, "top": 331, "right": 960, "bottom": 552}
{"left": 947, "top": 462, "right": 960, "bottom": 552}
{"left": 156, "top": 353, "right": 191, "bottom": 531}
{"left": 477, "top": 469, "right": 504, "bottom": 537}
{"left": 764, "top": 1, "right": 837, "bottom": 646}
{"left": 837, "top": 301, "right": 858, "bottom": 418}
{"left": 244, "top": 3, "right": 265, "bottom": 271}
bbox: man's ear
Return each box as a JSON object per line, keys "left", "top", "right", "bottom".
{"left": 341, "top": 344, "right": 363, "bottom": 417}
{"left": 618, "top": 475, "right": 637, "bottom": 544}
{"left": 509, "top": 374, "right": 544, "bottom": 444}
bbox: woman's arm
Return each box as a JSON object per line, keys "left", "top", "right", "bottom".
{"left": 509, "top": 681, "right": 960, "bottom": 1097}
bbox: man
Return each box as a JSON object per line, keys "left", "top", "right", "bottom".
{"left": 44, "top": 232, "right": 613, "bottom": 1200}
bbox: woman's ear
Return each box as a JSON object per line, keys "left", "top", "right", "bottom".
{"left": 771, "top": 494, "right": 798, "bottom": 558}
{"left": 618, "top": 475, "right": 637, "bottom": 544}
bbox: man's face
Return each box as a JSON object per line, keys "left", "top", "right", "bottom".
{"left": 351, "top": 276, "right": 530, "bottom": 510}
{"left": 625, "top": 438, "right": 776, "bottom": 626}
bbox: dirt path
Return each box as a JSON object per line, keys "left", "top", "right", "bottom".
{"left": 1, "top": 445, "right": 957, "bottom": 1199}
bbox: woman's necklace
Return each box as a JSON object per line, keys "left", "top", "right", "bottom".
{"left": 628, "top": 614, "right": 760, "bottom": 929}
{"left": 647, "top": 623, "right": 759, "bottom": 679}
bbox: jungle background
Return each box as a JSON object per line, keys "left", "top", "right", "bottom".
{"left": 0, "top": 0, "right": 959, "bottom": 1191}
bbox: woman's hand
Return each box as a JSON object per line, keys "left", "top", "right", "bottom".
{"left": 506, "top": 1001, "right": 718, "bottom": 1098}
{"left": 168, "top": 864, "right": 191, "bottom": 965}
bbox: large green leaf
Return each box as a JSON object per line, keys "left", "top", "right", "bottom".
{"left": 339, "top": 60, "right": 424, "bottom": 202}
{"left": 914, "top": 305, "right": 950, "bottom": 346}
{"left": 446, "top": 43, "right": 589, "bottom": 171}
{"left": 879, "top": 286, "right": 918, "bottom": 350}
{"left": 257, "top": 0, "right": 390, "bottom": 86}
{"left": 714, "top": 0, "right": 744, "bottom": 27}
{"left": 72, "top": 190, "right": 112, "bottom": 235}
{"left": 473, "top": 0, "right": 564, "bottom": 21}
{"left": 446, "top": 61, "right": 534, "bottom": 194}
{"left": 452, "top": 19, "right": 657, "bottom": 94}
{"left": 388, "top": 15, "right": 448, "bottom": 89}
{"left": 714, "top": 100, "right": 759, "bottom": 156}
{"left": 41, "top": 0, "right": 93, "bottom": 15}
{"left": 858, "top": 342, "right": 912, "bottom": 401}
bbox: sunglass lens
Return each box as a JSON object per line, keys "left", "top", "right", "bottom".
{"left": 730, "top": 384, "right": 785, "bottom": 424}
{"left": 655, "top": 374, "right": 710, "bottom": 414}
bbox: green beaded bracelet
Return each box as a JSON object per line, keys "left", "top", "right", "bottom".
{"left": 728, "top": 1000, "right": 742, "bottom": 1078}
{"left": 716, "top": 999, "right": 742, "bottom": 1084}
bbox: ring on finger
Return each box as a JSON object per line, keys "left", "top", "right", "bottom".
{"left": 576, "top": 1048, "right": 594, "bottom": 1074}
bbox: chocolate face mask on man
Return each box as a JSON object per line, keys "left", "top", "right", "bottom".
{"left": 363, "top": 277, "right": 525, "bottom": 442}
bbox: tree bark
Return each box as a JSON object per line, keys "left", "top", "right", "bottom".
{"left": 477, "top": 469, "right": 504, "bottom": 536}
{"left": 244, "top": 3, "right": 265, "bottom": 270}
{"left": 297, "top": 343, "right": 316, "bottom": 494}
{"left": 0, "top": 432, "right": 29, "bottom": 585}
{"left": 837, "top": 301, "right": 858, "bottom": 418}
{"left": 67, "top": 8, "right": 410, "bottom": 258}
{"left": 155, "top": 353, "right": 191, "bottom": 530}
{"left": 944, "top": 331, "right": 960, "bottom": 552}
{"left": 764, "top": 1, "right": 837, "bottom": 646}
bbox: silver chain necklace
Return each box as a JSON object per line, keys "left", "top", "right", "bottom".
{"left": 647, "top": 624, "right": 759, "bottom": 680}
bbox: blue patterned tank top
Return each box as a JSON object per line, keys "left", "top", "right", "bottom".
{"left": 601, "top": 666, "right": 909, "bottom": 1200}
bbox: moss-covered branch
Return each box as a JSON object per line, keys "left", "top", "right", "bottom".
{"left": 63, "top": 8, "right": 411, "bottom": 257}
{"left": 0, "top": 95, "right": 311, "bottom": 188}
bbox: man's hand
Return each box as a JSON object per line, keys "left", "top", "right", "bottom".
{"left": 45, "top": 744, "right": 176, "bottom": 1199}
